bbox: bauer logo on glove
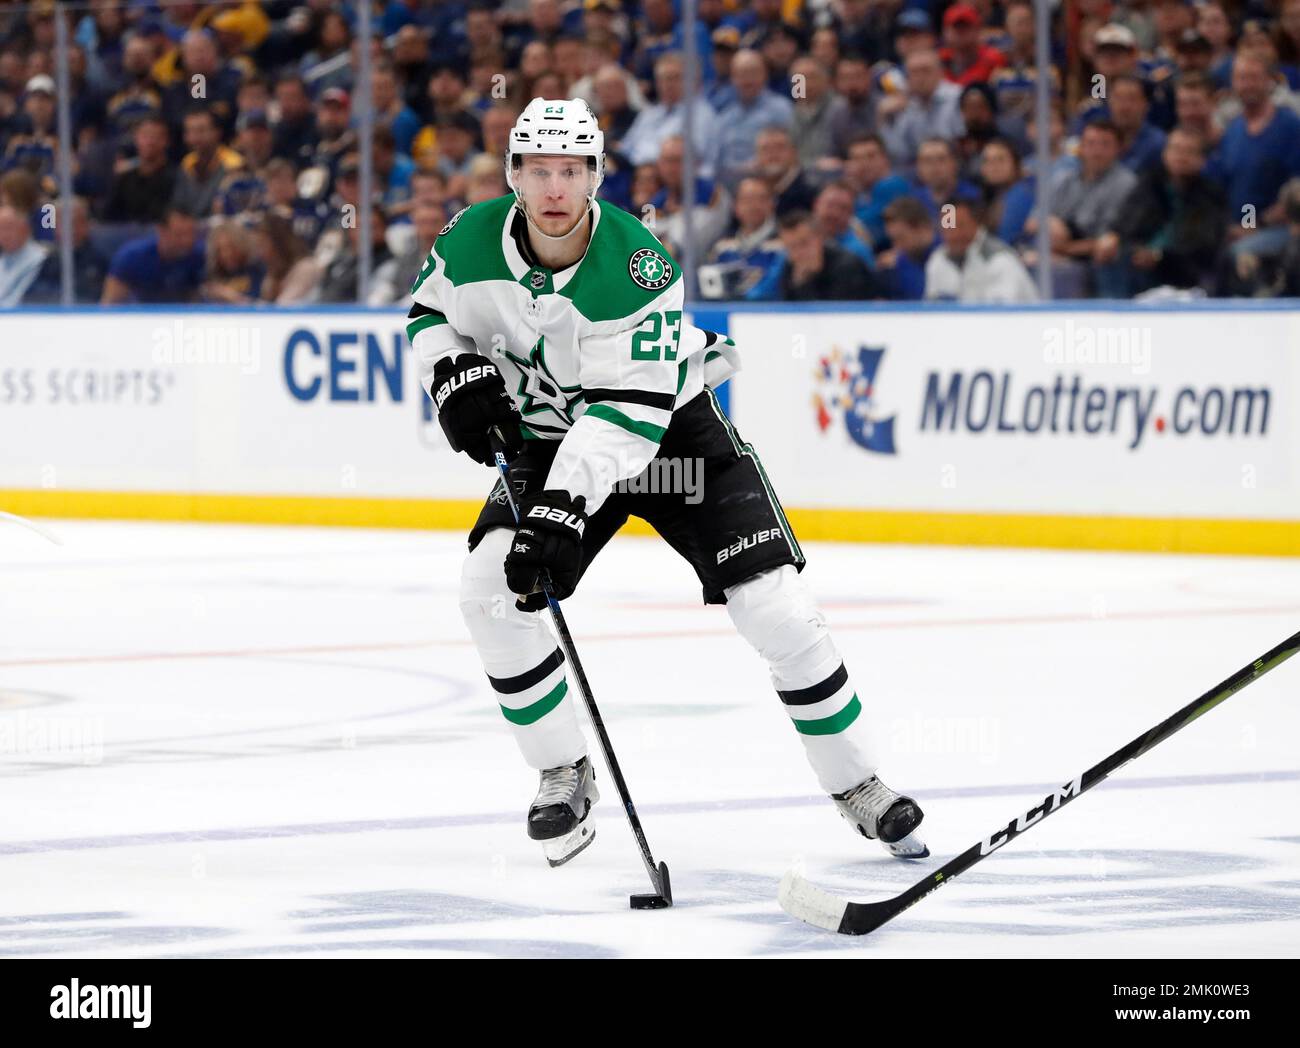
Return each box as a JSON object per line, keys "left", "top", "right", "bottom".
{"left": 434, "top": 362, "right": 499, "bottom": 410}
{"left": 504, "top": 490, "right": 588, "bottom": 601}
{"left": 525, "top": 504, "right": 586, "bottom": 537}
{"left": 430, "top": 354, "right": 523, "bottom": 466}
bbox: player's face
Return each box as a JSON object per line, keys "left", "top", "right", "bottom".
{"left": 519, "top": 155, "right": 593, "bottom": 237}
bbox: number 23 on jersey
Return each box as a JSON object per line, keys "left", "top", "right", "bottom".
{"left": 631, "top": 310, "right": 682, "bottom": 361}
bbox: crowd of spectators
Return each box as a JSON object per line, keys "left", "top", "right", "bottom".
{"left": 0, "top": 0, "right": 1298, "bottom": 307}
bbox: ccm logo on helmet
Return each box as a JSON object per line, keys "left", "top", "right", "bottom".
{"left": 536, "top": 128, "right": 567, "bottom": 135}
{"left": 434, "top": 363, "right": 499, "bottom": 409}
{"left": 527, "top": 505, "right": 586, "bottom": 537}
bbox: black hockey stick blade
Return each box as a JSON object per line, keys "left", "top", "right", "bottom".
{"left": 630, "top": 862, "right": 673, "bottom": 909}
{"left": 780, "top": 627, "right": 1300, "bottom": 936}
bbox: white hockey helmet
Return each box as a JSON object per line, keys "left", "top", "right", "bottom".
{"left": 505, "top": 97, "right": 605, "bottom": 202}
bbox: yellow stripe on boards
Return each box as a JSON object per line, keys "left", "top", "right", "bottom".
{"left": 0, "top": 490, "right": 485, "bottom": 530}
{"left": 782, "top": 508, "right": 1300, "bottom": 557}
{"left": 0, "top": 489, "right": 1296, "bottom": 555}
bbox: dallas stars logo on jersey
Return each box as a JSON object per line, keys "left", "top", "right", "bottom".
{"left": 504, "top": 336, "right": 583, "bottom": 429}
{"left": 629, "top": 248, "right": 673, "bottom": 291}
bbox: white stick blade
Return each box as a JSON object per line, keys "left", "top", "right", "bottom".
{"left": 778, "top": 868, "right": 847, "bottom": 933}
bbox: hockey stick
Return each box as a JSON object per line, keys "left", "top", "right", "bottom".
{"left": 780, "top": 627, "right": 1300, "bottom": 936}
{"left": 489, "top": 429, "right": 672, "bottom": 909}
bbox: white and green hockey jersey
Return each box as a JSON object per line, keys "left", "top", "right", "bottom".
{"left": 406, "top": 193, "right": 739, "bottom": 513}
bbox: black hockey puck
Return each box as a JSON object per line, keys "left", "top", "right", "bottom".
{"left": 629, "top": 861, "right": 673, "bottom": 909}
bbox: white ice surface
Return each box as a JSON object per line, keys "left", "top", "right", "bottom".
{"left": 1, "top": 519, "right": 1298, "bottom": 958}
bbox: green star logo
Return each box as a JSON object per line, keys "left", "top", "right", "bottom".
{"left": 503, "top": 337, "right": 583, "bottom": 426}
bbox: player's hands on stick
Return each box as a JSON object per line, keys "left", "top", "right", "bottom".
{"left": 431, "top": 354, "right": 523, "bottom": 465}
{"left": 504, "top": 489, "right": 587, "bottom": 604}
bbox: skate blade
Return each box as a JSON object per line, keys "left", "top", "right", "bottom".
{"left": 883, "top": 831, "right": 929, "bottom": 859}
{"left": 543, "top": 820, "right": 596, "bottom": 868}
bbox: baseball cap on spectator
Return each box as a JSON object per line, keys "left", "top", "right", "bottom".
{"left": 1175, "top": 28, "right": 1212, "bottom": 53}
{"left": 896, "top": 10, "right": 933, "bottom": 34}
{"left": 237, "top": 109, "right": 270, "bottom": 132}
{"left": 320, "top": 87, "right": 350, "bottom": 109}
{"left": 1094, "top": 24, "right": 1138, "bottom": 50}
{"left": 942, "top": 4, "right": 981, "bottom": 28}
{"left": 25, "top": 75, "right": 55, "bottom": 96}
{"left": 712, "top": 26, "right": 741, "bottom": 51}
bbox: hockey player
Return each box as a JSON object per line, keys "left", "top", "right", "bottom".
{"left": 407, "top": 98, "right": 927, "bottom": 866}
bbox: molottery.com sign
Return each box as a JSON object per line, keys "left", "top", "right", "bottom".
{"left": 730, "top": 310, "right": 1298, "bottom": 521}
{"left": 919, "top": 370, "right": 1271, "bottom": 449}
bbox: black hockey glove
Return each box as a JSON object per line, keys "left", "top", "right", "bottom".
{"left": 431, "top": 354, "right": 523, "bottom": 465}
{"left": 504, "top": 489, "right": 588, "bottom": 604}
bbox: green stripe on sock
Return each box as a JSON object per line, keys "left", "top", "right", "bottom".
{"left": 792, "top": 694, "right": 861, "bottom": 736}
{"left": 584, "top": 403, "right": 666, "bottom": 443}
{"left": 499, "top": 680, "right": 567, "bottom": 725}
{"left": 405, "top": 313, "right": 448, "bottom": 340}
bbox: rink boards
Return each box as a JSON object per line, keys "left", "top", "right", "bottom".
{"left": 0, "top": 303, "right": 1297, "bottom": 555}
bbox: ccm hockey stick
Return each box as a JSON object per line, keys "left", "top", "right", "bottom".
{"left": 780, "top": 627, "right": 1300, "bottom": 935}
{"left": 489, "top": 429, "right": 672, "bottom": 909}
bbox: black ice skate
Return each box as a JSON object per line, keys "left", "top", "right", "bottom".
{"left": 832, "top": 774, "right": 929, "bottom": 858}
{"left": 527, "top": 755, "right": 600, "bottom": 867}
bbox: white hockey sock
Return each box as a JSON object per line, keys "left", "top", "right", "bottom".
{"left": 725, "top": 565, "right": 879, "bottom": 795}
{"left": 459, "top": 529, "right": 587, "bottom": 770}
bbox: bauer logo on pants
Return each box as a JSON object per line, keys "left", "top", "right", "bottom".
{"left": 716, "top": 528, "right": 781, "bottom": 564}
